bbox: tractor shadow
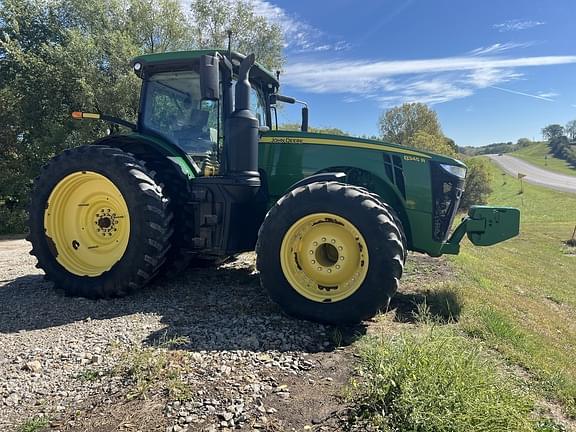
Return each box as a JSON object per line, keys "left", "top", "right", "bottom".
{"left": 0, "top": 257, "right": 366, "bottom": 353}
{"left": 390, "top": 288, "right": 462, "bottom": 324}
{"left": 1, "top": 252, "right": 458, "bottom": 353}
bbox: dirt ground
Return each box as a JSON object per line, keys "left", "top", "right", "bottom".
{"left": 0, "top": 238, "right": 452, "bottom": 432}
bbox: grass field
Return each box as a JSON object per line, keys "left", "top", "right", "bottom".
{"left": 453, "top": 160, "right": 576, "bottom": 416}
{"left": 354, "top": 159, "right": 576, "bottom": 430}
{"left": 513, "top": 142, "right": 576, "bottom": 177}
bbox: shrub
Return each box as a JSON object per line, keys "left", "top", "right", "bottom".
{"left": 460, "top": 158, "right": 493, "bottom": 209}
{"left": 0, "top": 206, "right": 28, "bottom": 235}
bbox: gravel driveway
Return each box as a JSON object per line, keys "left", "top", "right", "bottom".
{"left": 0, "top": 239, "right": 359, "bottom": 432}
{"left": 0, "top": 238, "right": 447, "bottom": 431}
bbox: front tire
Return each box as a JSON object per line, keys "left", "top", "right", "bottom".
{"left": 256, "top": 182, "right": 406, "bottom": 325}
{"left": 27, "top": 145, "right": 173, "bottom": 298}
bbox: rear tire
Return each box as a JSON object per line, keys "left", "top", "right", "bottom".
{"left": 256, "top": 181, "right": 406, "bottom": 325}
{"left": 27, "top": 145, "right": 173, "bottom": 298}
{"left": 146, "top": 161, "right": 228, "bottom": 272}
{"left": 145, "top": 160, "right": 196, "bottom": 273}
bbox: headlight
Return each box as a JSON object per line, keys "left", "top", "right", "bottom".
{"left": 439, "top": 163, "right": 466, "bottom": 179}
{"left": 133, "top": 62, "right": 142, "bottom": 72}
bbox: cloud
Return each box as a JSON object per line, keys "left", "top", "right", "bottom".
{"left": 469, "top": 42, "right": 534, "bottom": 56}
{"left": 248, "top": 0, "right": 349, "bottom": 53}
{"left": 492, "top": 19, "right": 546, "bottom": 32}
{"left": 489, "top": 86, "right": 556, "bottom": 101}
{"left": 536, "top": 91, "right": 559, "bottom": 99}
{"left": 466, "top": 68, "right": 523, "bottom": 87}
{"left": 283, "top": 54, "right": 576, "bottom": 106}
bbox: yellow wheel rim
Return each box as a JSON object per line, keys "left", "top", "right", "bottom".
{"left": 44, "top": 171, "right": 130, "bottom": 277}
{"left": 280, "top": 213, "right": 369, "bottom": 303}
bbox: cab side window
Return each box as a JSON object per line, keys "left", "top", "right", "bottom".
{"left": 250, "top": 86, "right": 266, "bottom": 126}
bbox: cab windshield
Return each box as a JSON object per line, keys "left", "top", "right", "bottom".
{"left": 141, "top": 70, "right": 218, "bottom": 156}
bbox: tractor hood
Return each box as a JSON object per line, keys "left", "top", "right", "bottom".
{"left": 259, "top": 130, "right": 466, "bottom": 168}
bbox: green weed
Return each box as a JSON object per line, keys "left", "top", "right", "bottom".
{"left": 77, "top": 368, "right": 101, "bottom": 382}
{"left": 348, "top": 327, "right": 535, "bottom": 431}
{"left": 112, "top": 337, "right": 193, "bottom": 401}
{"left": 18, "top": 417, "right": 49, "bottom": 432}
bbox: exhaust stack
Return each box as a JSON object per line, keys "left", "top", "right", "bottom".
{"left": 224, "top": 54, "right": 260, "bottom": 188}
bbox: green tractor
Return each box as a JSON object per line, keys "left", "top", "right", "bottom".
{"left": 27, "top": 50, "right": 520, "bottom": 324}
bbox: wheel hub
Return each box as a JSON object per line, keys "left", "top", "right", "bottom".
{"left": 280, "top": 213, "right": 369, "bottom": 303}
{"left": 95, "top": 209, "right": 119, "bottom": 235}
{"left": 44, "top": 171, "right": 130, "bottom": 277}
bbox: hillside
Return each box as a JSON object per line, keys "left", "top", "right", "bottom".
{"left": 512, "top": 142, "right": 576, "bottom": 177}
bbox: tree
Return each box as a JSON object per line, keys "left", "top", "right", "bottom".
{"left": 444, "top": 137, "right": 458, "bottom": 154}
{"left": 565, "top": 120, "right": 576, "bottom": 141}
{"left": 516, "top": 138, "right": 532, "bottom": 148}
{"left": 378, "top": 103, "right": 443, "bottom": 146}
{"left": 542, "top": 124, "right": 565, "bottom": 141}
{"left": 127, "top": 0, "right": 191, "bottom": 53}
{"left": 405, "top": 131, "right": 456, "bottom": 156}
{"left": 378, "top": 103, "right": 456, "bottom": 156}
{"left": 460, "top": 158, "right": 493, "bottom": 209}
{"left": 0, "top": 0, "right": 285, "bottom": 234}
{"left": 189, "top": 0, "right": 284, "bottom": 71}
{"left": 549, "top": 135, "right": 576, "bottom": 168}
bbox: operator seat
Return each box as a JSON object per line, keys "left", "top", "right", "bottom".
{"left": 174, "top": 109, "right": 213, "bottom": 155}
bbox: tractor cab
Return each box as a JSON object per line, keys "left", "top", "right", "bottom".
{"left": 131, "top": 50, "right": 278, "bottom": 167}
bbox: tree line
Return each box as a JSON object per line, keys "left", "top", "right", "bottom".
{"left": 459, "top": 138, "right": 536, "bottom": 157}
{"left": 542, "top": 121, "right": 576, "bottom": 168}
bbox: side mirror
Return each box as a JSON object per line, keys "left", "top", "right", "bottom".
{"left": 200, "top": 55, "right": 220, "bottom": 101}
{"left": 270, "top": 94, "right": 296, "bottom": 105}
{"left": 269, "top": 93, "right": 309, "bottom": 131}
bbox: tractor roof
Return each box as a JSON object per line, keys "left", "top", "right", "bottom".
{"left": 132, "top": 49, "right": 279, "bottom": 87}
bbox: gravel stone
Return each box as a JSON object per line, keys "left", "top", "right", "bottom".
{"left": 24, "top": 360, "right": 42, "bottom": 373}
{"left": 0, "top": 242, "right": 336, "bottom": 430}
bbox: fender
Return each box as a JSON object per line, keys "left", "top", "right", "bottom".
{"left": 94, "top": 133, "right": 199, "bottom": 179}
{"left": 286, "top": 172, "right": 347, "bottom": 193}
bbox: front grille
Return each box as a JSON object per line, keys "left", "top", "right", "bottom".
{"left": 431, "top": 163, "right": 465, "bottom": 241}
{"left": 383, "top": 154, "right": 406, "bottom": 198}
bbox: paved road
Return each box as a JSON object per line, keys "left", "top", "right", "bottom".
{"left": 487, "top": 154, "right": 576, "bottom": 194}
